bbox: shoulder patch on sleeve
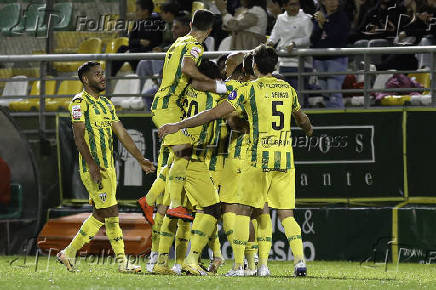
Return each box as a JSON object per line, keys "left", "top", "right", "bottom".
{"left": 71, "top": 104, "right": 82, "bottom": 120}
{"left": 228, "top": 90, "right": 237, "bottom": 100}
{"left": 190, "top": 46, "right": 201, "bottom": 59}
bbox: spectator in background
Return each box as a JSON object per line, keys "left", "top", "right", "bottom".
{"left": 153, "top": 2, "right": 181, "bottom": 52}
{"left": 267, "top": 0, "right": 313, "bottom": 103}
{"left": 215, "top": 0, "right": 268, "bottom": 49}
{"left": 300, "top": 0, "right": 317, "bottom": 14}
{"left": 311, "top": 0, "right": 350, "bottom": 107}
{"left": 111, "top": 0, "right": 163, "bottom": 76}
{"left": 266, "top": 0, "right": 284, "bottom": 34}
{"left": 416, "top": 0, "right": 436, "bottom": 68}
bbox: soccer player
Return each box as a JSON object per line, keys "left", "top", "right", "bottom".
{"left": 151, "top": 9, "right": 216, "bottom": 220}
{"left": 159, "top": 44, "right": 313, "bottom": 277}
{"left": 57, "top": 61, "right": 155, "bottom": 273}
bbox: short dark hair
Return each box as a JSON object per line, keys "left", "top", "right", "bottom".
{"left": 253, "top": 44, "right": 277, "bottom": 75}
{"left": 243, "top": 53, "right": 255, "bottom": 76}
{"left": 198, "top": 59, "right": 222, "bottom": 80}
{"left": 191, "top": 9, "right": 215, "bottom": 31}
{"left": 136, "top": 0, "right": 154, "bottom": 12}
{"left": 161, "top": 2, "right": 180, "bottom": 15}
{"left": 78, "top": 61, "right": 100, "bottom": 83}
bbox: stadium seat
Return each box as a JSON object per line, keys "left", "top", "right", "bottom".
{"left": 368, "top": 39, "right": 390, "bottom": 65}
{"left": 0, "top": 76, "right": 29, "bottom": 107}
{"left": 9, "top": 79, "right": 56, "bottom": 111}
{"left": 38, "top": 2, "right": 73, "bottom": 32}
{"left": 111, "top": 74, "right": 141, "bottom": 110}
{"left": 100, "top": 37, "right": 129, "bottom": 69}
{"left": 45, "top": 80, "right": 82, "bottom": 111}
{"left": 0, "top": 3, "right": 20, "bottom": 35}
{"left": 53, "top": 38, "right": 103, "bottom": 72}
{"left": 0, "top": 67, "right": 13, "bottom": 90}
{"left": 6, "top": 3, "right": 46, "bottom": 36}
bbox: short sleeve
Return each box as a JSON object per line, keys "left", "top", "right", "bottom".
{"left": 292, "top": 88, "right": 301, "bottom": 112}
{"left": 69, "top": 98, "right": 87, "bottom": 122}
{"left": 107, "top": 99, "right": 119, "bottom": 122}
{"left": 183, "top": 41, "right": 204, "bottom": 64}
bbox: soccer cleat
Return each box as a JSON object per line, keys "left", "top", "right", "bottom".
{"left": 208, "top": 257, "right": 225, "bottom": 274}
{"left": 182, "top": 263, "right": 208, "bottom": 276}
{"left": 153, "top": 264, "right": 177, "bottom": 275}
{"left": 56, "top": 250, "right": 75, "bottom": 272}
{"left": 257, "top": 264, "right": 270, "bottom": 277}
{"left": 294, "top": 260, "right": 307, "bottom": 277}
{"left": 171, "top": 264, "right": 182, "bottom": 275}
{"left": 166, "top": 206, "right": 194, "bottom": 221}
{"left": 118, "top": 260, "right": 141, "bottom": 273}
{"left": 244, "top": 269, "right": 257, "bottom": 276}
{"left": 146, "top": 251, "right": 158, "bottom": 273}
{"left": 137, "top": 196, "right": 154, "bottom": 225}
{"left": 225, "top": 266, "right": 244, "bottom": 277}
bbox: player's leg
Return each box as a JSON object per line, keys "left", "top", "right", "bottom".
{"left": 244, "top": 216, "right": 259, "bottom": 276}
{"left": 207, "top": 225, "right": 224, "bottom": 273}
{"left": 256, "top": 203, "right": 272, "bottom": 276}
{"left": 147, "top": 204, "right": 166, "bottom": 272}
{"left": 173, "top": 219, "right": 191, "bottom": 274}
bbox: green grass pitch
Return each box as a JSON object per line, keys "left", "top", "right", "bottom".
{"left": 1, "top": 256, "right": 435, "bottom": 289}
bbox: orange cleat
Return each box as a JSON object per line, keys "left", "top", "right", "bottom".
{"left": 138, "top": 196, "right": 154, "bottom": 225}
{"left": 166, "top": 206, "right": 194, "bottom": 221}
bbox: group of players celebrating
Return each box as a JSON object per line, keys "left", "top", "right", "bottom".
{"left": 58, "top": 8, "right": 312, "bottom": 277}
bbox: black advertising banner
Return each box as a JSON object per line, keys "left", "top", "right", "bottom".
{"left": 406, "top": 111, "right": 436, "bottom": 197}
{"left": 293, "top": 111, "right": 404, "bottom": 199}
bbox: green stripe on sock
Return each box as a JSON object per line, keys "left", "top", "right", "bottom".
{"left": 288, "top": 235, "right": 302, "bottom": 242}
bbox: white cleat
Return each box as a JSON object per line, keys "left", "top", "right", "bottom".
{"left": 171, "top": 264, "right": 182, "bottom": 275}
{"left": 146, "top": 252, "right": 158, "bottom": 273}
{"left": 257, "top": 264, "right": 270, "bottom": 277}
{"left": 244, "top": 269, "right": 257, "bottom": 276}
{"left": 225, "top": 266, "right": 244, "bottom": 277}
{"left": 294, "top": 260, "right": 307, "bottom": 277}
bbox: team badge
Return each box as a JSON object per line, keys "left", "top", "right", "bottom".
{"left": 99, "top": 192, "right": 107, "bottom": 202}
{"left": 228, "top": 90, "right": 237, "bottom": 100}
{"left": 190, "top": 47, "right": 201, "bottom": 59}
{"left": 72, "top": 105, "right": 82, "bottom": 120}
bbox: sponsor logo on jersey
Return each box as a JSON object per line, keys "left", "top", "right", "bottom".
{"left": 99, "top": 192, "right": 107, "bottom": 202}
{"left": 228, "top": 90, "right": 237, "bottom": 100}
{"left": 72, "top": 105, "right": 82, "bottom": 120}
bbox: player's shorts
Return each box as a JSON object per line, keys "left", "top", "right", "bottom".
{"left": 184, "top": 160, "right": 220, "bottom": 208}
{"left": 219, "top": 157, "right": 243, "bottom": 204}
{"left": 239, "top": 165, "right": 296, "bottom": 209}
{"left": 208, "top": 155, "right": 225, "bottom": 193}
{"left": 152, "top": 106, "right": 191, "bottom": 146}
{"left": 80, "top": 167, "right": 117, "bottom": 209}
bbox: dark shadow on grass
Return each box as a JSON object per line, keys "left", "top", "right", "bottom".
{"left": 265, "top": 275, "right": 397, "bottom": 282}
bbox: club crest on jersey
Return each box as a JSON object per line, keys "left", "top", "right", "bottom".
{"left": 228, "top": 90, "right": 237, "bottom": 100}
{"left": 99, "top": 192, "right": 107, "bottom": 202}
{"left": 190, "top": 47, "right": 201, "bottom": 59}
{"left": 72, "top": 105, "right": 82, "bottom": 120}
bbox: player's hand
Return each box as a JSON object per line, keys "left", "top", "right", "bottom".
{"left": 89, "top": 162, "right": 105, "bottom": 188}
{"left": 158, "top": 123, "right": 181, "bottom": 139}
{"left": 140, "top": 158, "right": 156, "bottom": 174}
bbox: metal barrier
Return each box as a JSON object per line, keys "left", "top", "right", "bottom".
{"left": 0, "top": 46, "right": 435, "bottom": 135}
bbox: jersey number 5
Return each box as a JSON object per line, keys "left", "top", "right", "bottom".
{"left": 272, "top": 101, "right": 284, "bottom": 130}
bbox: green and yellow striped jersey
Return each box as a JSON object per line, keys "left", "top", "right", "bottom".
{"left": 226, "top": 76, "right": 301, "bottom": 170}
{"left": 152, "top": 35, "right": 204, "bottom": 110}
{"left": 68, "top": 90, "right": 119, "bottom": 173}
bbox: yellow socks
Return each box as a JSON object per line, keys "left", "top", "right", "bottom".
{"left": 175, "top": 220, "right": 191, "bottom": 265}
{"left": 104, "top": 217, "right": 126, "bottom": 263}
{"left": 185, "top": 213, "right": 217, "bottom": 265}
{"left": 257, "top": 213, "right": 272, "bottom": 267}
{"left": 168, "top": 157, "right": 188, "bottom": 208}
{"left": 281, "top": 216, "right": 304, "bottom": 262}
{"left": 222, "top": 212, "right": 236, "bottom": 245}
{"left": 156, "top": 216, "right": 178, "bottom": 266}
{"left": 245, "top": 219, "right": 258, "bottom": 270}
{"left": 151, "top": 212, "right": 164, "bottom": 253}
{"left": 208, "top": 226, "right": 222, "bottom": 259}
{"left": 65, "top": 215, "right": 103, "bottom": 258}
{"left": 232, "top": 215, "right": 250, "bottom": 267}
{"left": 146, "top": 165, "right": 169, "bottom": 205}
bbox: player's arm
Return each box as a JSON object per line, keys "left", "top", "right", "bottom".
{"left": 226, "top": 111, "right": 249, "bottom": 133}
{"left": 159, "top": 101, "right": 235, "bottom": 138}
{"left": 72, "top": 122, "right": 104, "bottom": 184}
{"left": 293, "top": 110, "right": 313, "bottom": 137}
{"left": 112, "top": 121, "right": 155, "bottom": 174}
{"left": 181, "top": 57, "right": 213, "bottom": 82}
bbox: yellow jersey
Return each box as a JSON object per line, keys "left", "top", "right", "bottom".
{"left": 68, "top": 90, "right": 119, "bottom": 173}
{"left": 152, "top": 35, "right": 204, "bottom": 110}
{"left": 226, "top": 76, "right": 301, "bottom": 170}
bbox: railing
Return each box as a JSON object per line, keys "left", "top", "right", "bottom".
{"left": 0, "top": 46, "right": 435, "bottom": 136}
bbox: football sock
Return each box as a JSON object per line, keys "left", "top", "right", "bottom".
{"left": 208, "top": 226, "right": 222, "bottom": 259}
{"left": 168, "top": 157, "right": 188, "bottom": 208}
{"left": 104, "top": 217, "right": 126, "bottom": 263}
{"left": 232, "top": 215, "right": 250, "bottom": 268}
{"left": 146, "top": 166, "right": 168, "bottom": 205}
{"left": 157, "top": 216, "right": 178, "bottom": 266}
{"left": 175, "top": 219, "right": 191, "bottom": 265}
{"left": 151, "top": 212, "right": 164, "bottom": 253}
{"left": 65, "top": 214, "right": 103, "bottom": 258}
{"left": 245, "top": 242, "right": 258, "bottom": 270}
{"left": 257, "top": 213, "right": 272, "bottom": 267}
{"left": 185, "top": 213, "right": 217, "bottom": 265}
{"left": 281, "top": 216, "right": 304, "bottom": 262}
{"left": 222, "top": 212, "right": 236, "bottom": 245}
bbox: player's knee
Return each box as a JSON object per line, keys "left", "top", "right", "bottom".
{"left": 171, "top": 145, "right": 192, "bottom": 158}
{"left": 203, "top": 203, "right": 221, "bottom": 220}
{"left": 277, "top": 209, "right": 294, "bottom": 221}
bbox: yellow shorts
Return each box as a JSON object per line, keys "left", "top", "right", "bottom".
{"left": 80, "top": 168, "right": 117, "bottom": 209}
{"left": 208, "top": 155, "right": 225, "bottom": 193}
{"left": 239, "top": 165, "right": 296, "bottom": 209}
{"left": 219, "top": 157, "right": 243, "bottom": 204}
{"left": 152, "top": 107, "right": 191, "bottom": 146}
{"left": 185, "top": 160, "right": 220, "bottom": 208}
